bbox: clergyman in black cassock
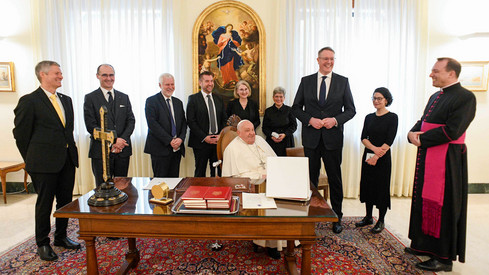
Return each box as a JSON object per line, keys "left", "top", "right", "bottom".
{"left": 407, "top": 57, "right": 476, "bottom": 272}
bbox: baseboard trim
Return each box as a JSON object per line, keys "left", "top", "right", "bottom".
{"left": 2, "top": 181, "right": 34, "bottom": 194}
{"left": 3, "top": 182, "right": 489, "bottom": 195}
{"left": 468, "top": 183, "right": 489, "bottom": 194}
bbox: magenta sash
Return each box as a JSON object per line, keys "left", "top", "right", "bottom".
{"left": 421, "top": 122, "right": 465, "bottom": 238}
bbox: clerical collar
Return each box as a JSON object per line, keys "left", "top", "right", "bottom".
{"left": 441, "top": 81, "right": 460, "bottom": 90}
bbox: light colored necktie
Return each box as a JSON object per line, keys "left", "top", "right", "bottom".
{"left": 166, "top": 98, "right": 177, "bottom": 137}
{"left": 207, "top": 94, "right": 217, "bottom": 134}
{"left": 49, "top": 94, "right": 65, "bottom": 127}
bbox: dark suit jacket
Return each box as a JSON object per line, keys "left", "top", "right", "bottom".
{"left": 83, "top": 88, "right": 135, "bottom": 158}
{"left": 13, "top": 87, "right": 79, "bottom": 173}
{"left": 187, "top": 92, "right": 227, "bottom": 149}
{"left": 144, "top": 92, "right": 187, "bottom": 157}
{"left": 292, "top": 72, "right": 356, "bottom": 150}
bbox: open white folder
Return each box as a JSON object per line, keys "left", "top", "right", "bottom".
{"left": 266, "top": 156, "right": 310, "bottom": 200}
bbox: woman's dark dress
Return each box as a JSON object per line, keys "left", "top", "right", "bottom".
{"left": 359, "top": 112, "right": 398, "bottom": 209}
{"left": 262, "top": 104, "right": 297, "bottom": 156}
{"left": 226, "top": 98, "right": 260, "bottom": 129}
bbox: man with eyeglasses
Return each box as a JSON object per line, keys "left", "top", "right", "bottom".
{"left": 84, "top": 64, "right": 135, "bottom": 187}
{"left": 292, "top": 47, "right": 356, "bottom": 234}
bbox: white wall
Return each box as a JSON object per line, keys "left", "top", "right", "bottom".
{"left": 426, "top": 0, "right": 489, "bottom": 183}
{"left": 1, "top": 0, "right": 488, "bottom": 184}
{"left": 0, "top": 0, "right": 36, "bottom": 182}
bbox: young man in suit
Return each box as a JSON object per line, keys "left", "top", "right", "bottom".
{"left": 187, "top": 71, "right": 227, "bottom": 177}
{"left": 13, "top": 60, "right": 80, "bottom": 261}
{"left": 292, "top": 47, "right": 356, "bottom": 234}
{"left": 83, "top": 64, "right": 135, "bottom": 186}
{"left": 144, "top": 73, "right": 187, "bottom": 177}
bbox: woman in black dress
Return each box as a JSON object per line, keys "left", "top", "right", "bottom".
{"left": 226, "top": 80, "right": 260, "bottom": 129}
{"left": 355, "top": 87, "right": 398, "bottom": 233}
{"left": 262, "top": 87, "right": 297, "bottom": 156}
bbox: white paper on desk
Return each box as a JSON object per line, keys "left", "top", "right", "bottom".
{"left": 242, "top": 193, "right": 277, "bottom": 209}
{"left": 143, "top": 178, "right": 182, "bottom": 190}
{"left": 266, "top": 157, "right": 309, "bottom": 199}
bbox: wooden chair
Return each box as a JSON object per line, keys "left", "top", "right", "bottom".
{"left": 216, "top": 115, "right": 241, "bottom": 169}
{"left": 0, "top": 162, "right": 29, "bottom": 204}
{"left": 285, "top": 147, "right": 329, "bottom": 199}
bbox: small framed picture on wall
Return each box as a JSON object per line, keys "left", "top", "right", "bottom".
{"left": 0, "top": 62, "right": 15, "bottom": 92}
{"left": 459, "top": 61, "right": 488, "bottom": 92}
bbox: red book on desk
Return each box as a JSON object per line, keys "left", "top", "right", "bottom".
{"left": 204, "top": 187, "right": 232, "bottom": 200}
{"left": 180, "top": 186, "right": 208, "bottom": 208}
{"left": 181, "top": 186, "right": 208, "bottom": 200}
{"left": 205, "top": 186, "right": 232, "bottom": 209}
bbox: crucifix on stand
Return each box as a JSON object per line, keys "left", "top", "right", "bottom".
{"left": 87, "top": 106, "right": 128, "bottom": 206}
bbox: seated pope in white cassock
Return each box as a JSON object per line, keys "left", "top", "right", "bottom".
{"left": 222, "top": 120, "right": 285, "bottom": 259}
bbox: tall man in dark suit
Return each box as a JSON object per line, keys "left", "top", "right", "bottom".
{"left": 187, "top": 71, "right": 227, "bottom": 177}
{"left": 13, "top": 61, "right": 80, "bottom": 261}
{"left": 84, "top": 64, "right": 135, "bottom": 186}
{"left": 144, "top": 73, "right": 187, "bottom": 177}
{"left": 292, "top": 47, "right": 356, "bottom": 234}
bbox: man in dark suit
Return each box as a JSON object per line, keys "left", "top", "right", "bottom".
{"left": 144, "top": 73, "right": 187, "bottom": 177}
{"left": 187, "top": 71, "right": 227, "bottom": 177}
{"left": 292, "top": 47, "right": 356, "bottom": 234}
{"left": 13, "top": 61, "right": 80, "bottom": 261}
{"left": 84, "top": 64, "right": 135, "bottom": 186}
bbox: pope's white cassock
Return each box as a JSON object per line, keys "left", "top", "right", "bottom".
{"left": 222, "top": 135, "right": 288, "bottom": 250}
{"left": 222, "top": 135, "right": 276, "bottom": 179}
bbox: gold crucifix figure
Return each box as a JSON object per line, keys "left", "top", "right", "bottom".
{"left": 87, "top": 106, "right": 128, "bottom": 207}
{"left": 93, "top": 106, "right": 116, "bottom": 183}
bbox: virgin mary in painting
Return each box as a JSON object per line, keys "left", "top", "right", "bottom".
{"left": 212, "top": 24, "right": 244, "bottom": 88}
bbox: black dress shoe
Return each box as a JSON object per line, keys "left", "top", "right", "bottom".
{"left": 355, "top": 216, "right": 373, "bottom": 227}
{"left": 416, "top": 258, "right": 452, "bottom": 272}
{"left": 266, "top": 247, "right": 281, "bottom": 259}
{"left": 37, "top": 245, "right": 58, "bottom": 261}
{"left": 371, "top": 221, "right": 384, "bottom": 233}
{"left": 54, "top": 236, "right": 81, "bottom": 249}
{"left": 404, "top": 247, "right": 429, "bottom": 256}
{"left": 332, "top": 222, "right": 343, "bottom": 234}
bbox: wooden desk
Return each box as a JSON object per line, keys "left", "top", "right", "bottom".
{"left": 0, "top": 162, "right": 29, "bottom": 204}
{"left": 55, "top": 177, "right": 337, "bottom": 274}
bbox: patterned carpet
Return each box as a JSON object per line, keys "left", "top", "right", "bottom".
{"left": 0, "top": 218, "right": 424, "bottom": 274}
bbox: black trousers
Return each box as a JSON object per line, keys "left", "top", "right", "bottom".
{"left": 193, "top": 144, "right": 220, "bottom": 177}
{"left": 30, "top": 153, "right": 76, "bottom": 247}
{"left": 304, "top": 138, "right": 344, "bottom": 220}
{"left": 91, "top": 154, "right": 130, "bottom": 186}
{"left": 151, "top": 152, "right": 182, "bottom": 177}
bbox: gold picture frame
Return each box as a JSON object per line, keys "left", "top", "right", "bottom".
{"left": 0, "top": 62, "right": 15, "bottom": 92}
{"left": 193, "top": 0, "right": 266, "bottom": 114}
{"left": 459, "top": 61, "right": 488, "bottom": 91}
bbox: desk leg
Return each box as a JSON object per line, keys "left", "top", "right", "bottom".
{"left": 83, "top": 237, "right": 99, "bottom": 275}
{"left": 1, "top": 172, "right": 6, "bottom": 204}
{"left": 300, "top": 240, "right": 314, "bottom": 275}
{"left": 117, "top": 238, "right": 140, "bottom": 275}
{"left": 23, "top": 170, "right": 29, "bottom": 194}
{"left": 284, "top": 240, "right": 299, "bottom": 275}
